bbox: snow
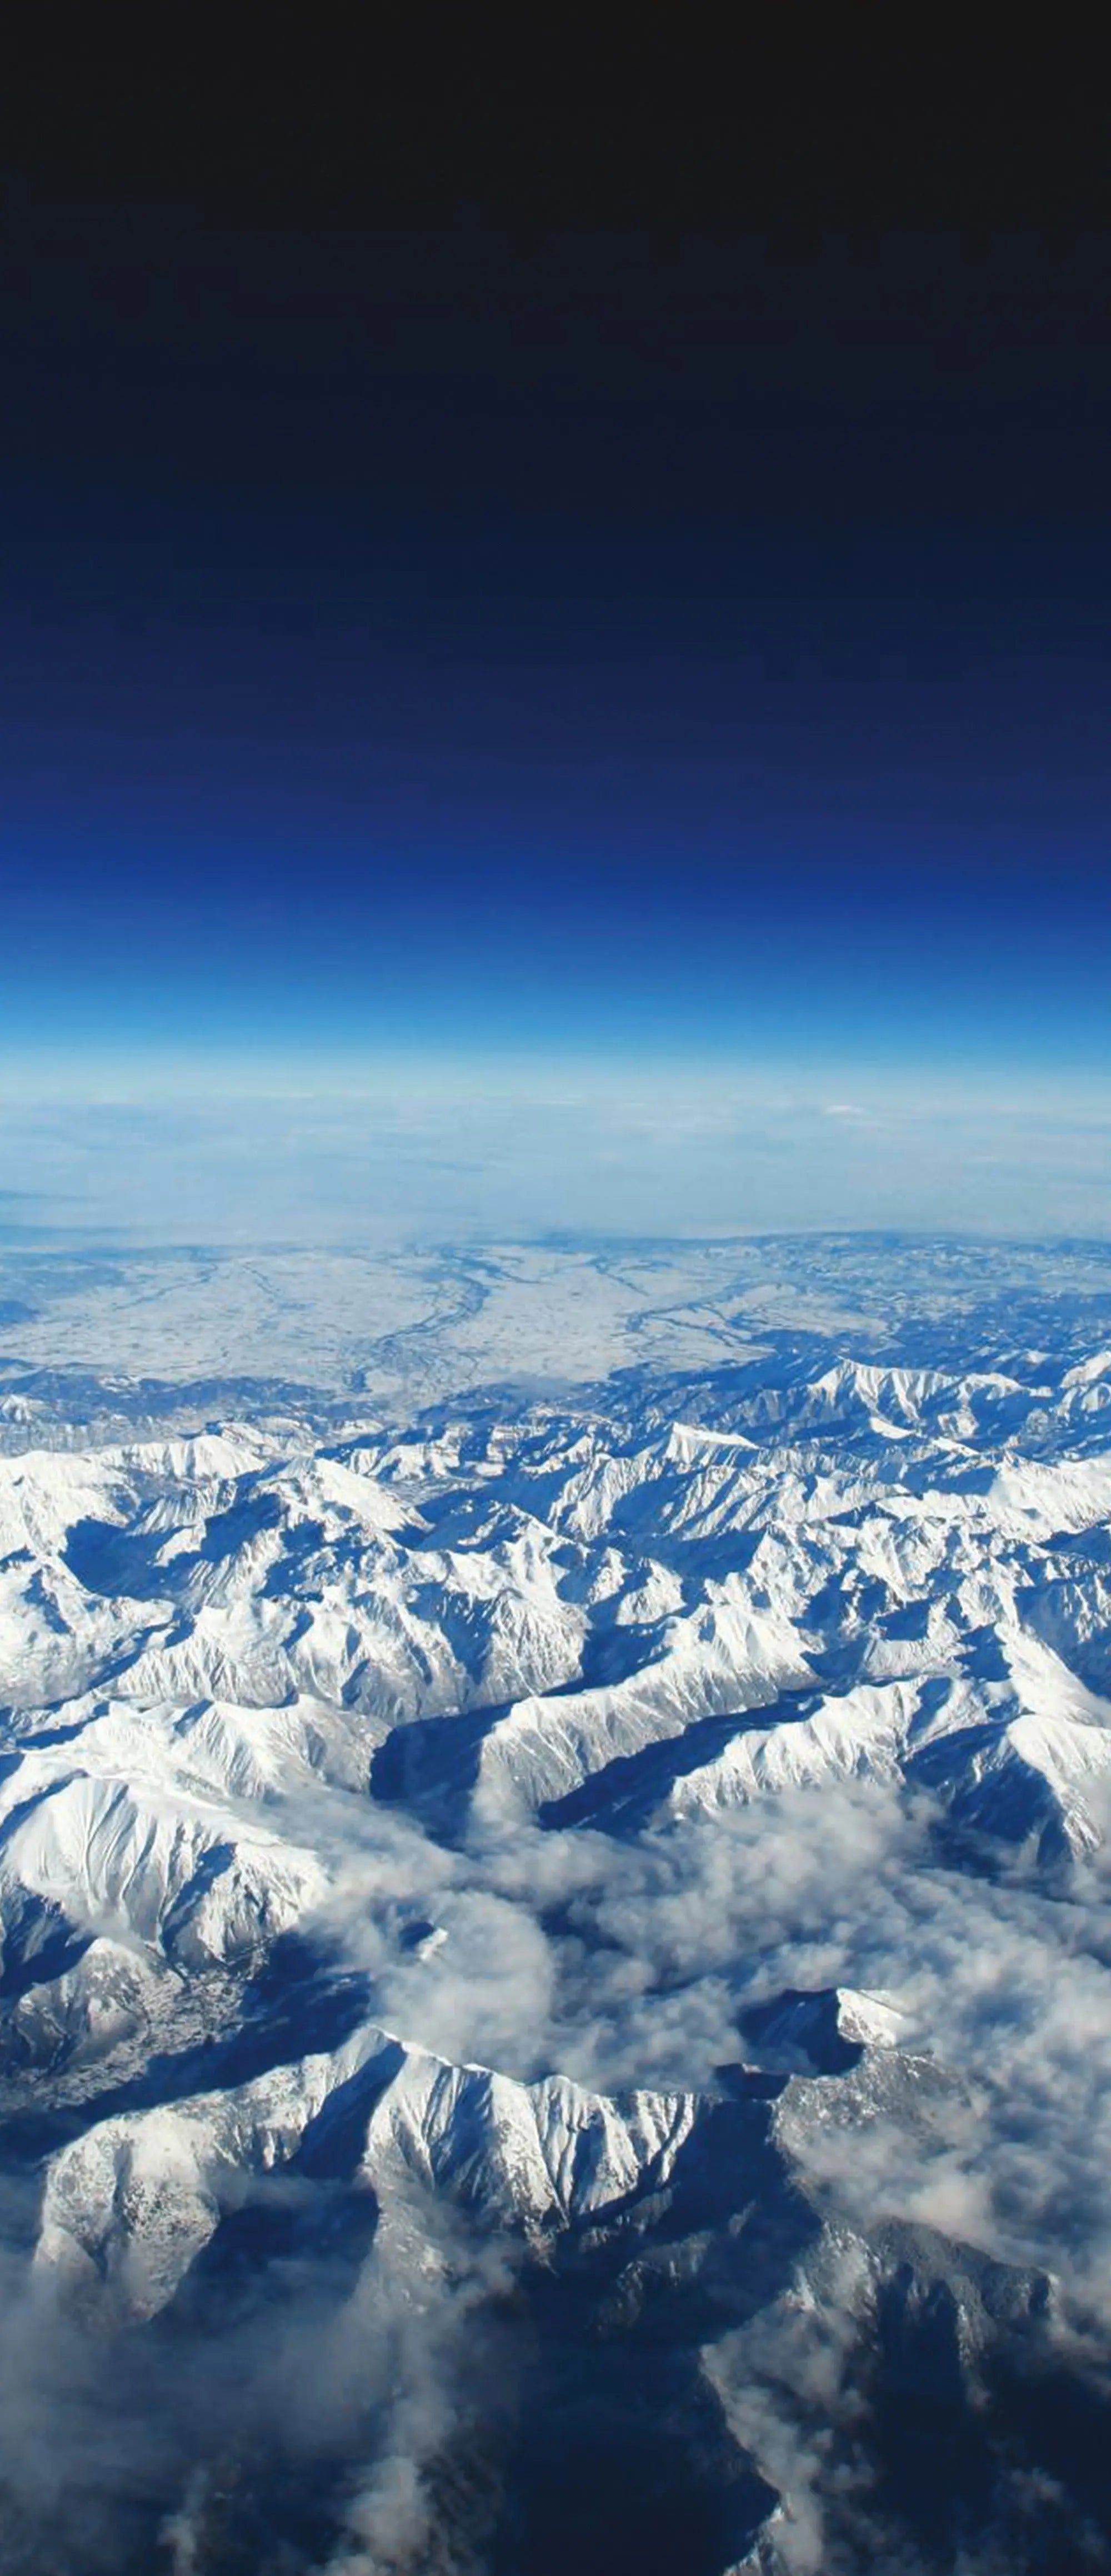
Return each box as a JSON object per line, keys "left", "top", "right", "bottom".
{"left": 6, "top": 1233, "right": 1111, "bottom": 2562}
{"left": 36, "top": 2018, "right": 702, "bottom": 2313}
{"left": 3, "top": 1277, "right": 1111, "bottom": 1967}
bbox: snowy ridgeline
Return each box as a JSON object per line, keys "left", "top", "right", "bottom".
{"left": 2, "top": 1238, "right": 1111, "bottom": 2572}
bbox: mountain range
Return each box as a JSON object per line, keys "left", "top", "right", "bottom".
{"left": 2, "top": 1235, "right": 1110, "bottom": 2572}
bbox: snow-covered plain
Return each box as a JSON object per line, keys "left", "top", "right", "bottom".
{"left": 2, "top": 1232, "right": 1111, "bottom": 2573}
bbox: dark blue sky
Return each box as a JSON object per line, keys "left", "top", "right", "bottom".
{"left": 3, "top": 43, "right": 1111, "bottom": 1087}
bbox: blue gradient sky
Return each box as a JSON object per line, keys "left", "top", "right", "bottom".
{"left": 2, "top": 206, "right": 1110, "bottom": 1231}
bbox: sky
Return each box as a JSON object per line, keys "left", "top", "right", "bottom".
{"left": 1, "top": 33, "right": 1110, "bottom": 1236}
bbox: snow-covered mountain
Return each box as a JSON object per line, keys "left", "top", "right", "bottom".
{"left": 2, "top": 1235, "right": 1111, "bottom": 2573}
